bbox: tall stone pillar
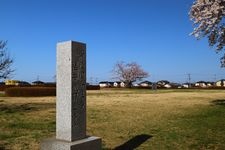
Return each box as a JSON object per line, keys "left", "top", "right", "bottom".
{"left": 41, "top": 41, "right": 101, "bottom": 150}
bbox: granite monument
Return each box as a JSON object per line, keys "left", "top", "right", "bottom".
{"left": 41, "top": 41, "right": 101, "bottom": 150}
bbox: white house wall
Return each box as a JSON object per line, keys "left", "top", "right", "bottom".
{"left": 99, "top": 84, "right": 108, "bottom": 87}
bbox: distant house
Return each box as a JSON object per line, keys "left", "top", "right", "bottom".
{"left": 157, "top": 80, "right": 170, "bottom": 87}
{"left": 133, "top": 83, "right": 139, "bottom": 87}
{"left": 5, "top": 80, "right": 20, "bottom": 85}
{"left": 206, "top": 82, "right": 214, "bottom": 87}
{"left": 120, "top": 82, "right": 126, "bottom": 87}
{"left": 4, "top": 80, "right": 30, "bottom": 86}
{"left": 195, "top": 81, "right": 207, "bottom": 87}
{"left": 32, "top": 80, "right": 45, "bottom": 85}
{"left": 139, "top": 81, "right": 152, "bottom": 87}
{"left": 113, "top": 81, "right": 121, "bottom": 87}
{"left": 17, "top": 81, "right": 30, "bottom": 86}
{"left": 170, "top": 83, "right": 181, "bottom": 88}
{"left": 182, "top": 83, "right": 192, "bottom": 88}
{"left": 164, "top": 83, "right": 172, "bottom": 88}
{"left": 99, "top": 81, "right": 112, "bottom": 88}
{"left": 216, "top": 79, "right": 225, "bottom": 87}
{"left": 157, "top": 80, "right": 172, "bottom": 88}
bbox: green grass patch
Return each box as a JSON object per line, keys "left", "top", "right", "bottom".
{"left": 0, "top": 100, "right": 55, "bottom": 149}
{"left": 149, "top": 105, "right": 225, "bottom": 149}
{"left": 176, "top": 105, "right": 225, "bottom": 149}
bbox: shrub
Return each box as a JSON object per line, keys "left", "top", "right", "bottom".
{"left": 87, "top": 85, "right": 100, "bottom": 90}
{"left": 5, "top": 87, "right": 56, "bottom": 97}
{"left": 0, "top": 85, "right": 16, "bottom": 91}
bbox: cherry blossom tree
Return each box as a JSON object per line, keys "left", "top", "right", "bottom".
{"left": 190, "top": 0, "right": 225, "bottom": 66}
{"left": 113, "top": 61, "right": 149, "bottom": 87}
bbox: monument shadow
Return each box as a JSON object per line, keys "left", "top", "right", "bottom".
{"left": 113, "top": 134, "right": 152, "bottom": 150}
{"left": 211, "top": 99, "right": 225, "bottom": 106}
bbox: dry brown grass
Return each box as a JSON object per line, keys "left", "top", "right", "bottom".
{"left": 0, "top": 89, "right": 225, "bottom": 149}
{"left": 87, "top": 90, "right": 225, "bottom": 149}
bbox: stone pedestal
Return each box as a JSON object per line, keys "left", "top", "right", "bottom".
{"left": 41, "top": 41, "right": 101, "bottom": 150}
{"left": 41, "top": 136, "right": 101, "bottom": 150}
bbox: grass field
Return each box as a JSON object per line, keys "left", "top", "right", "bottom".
{"left": 0, "top": 89, "right": 225, "bottom": 149}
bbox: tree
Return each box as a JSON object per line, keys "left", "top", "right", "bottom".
{"left": 0, "top": 40, "right": 14, "bottom": 79}
{"left": 189, "top": 0, "right": 225, "bottom": 66}
{"left": 112, "top": 61, "right": 149, "bottom": 87}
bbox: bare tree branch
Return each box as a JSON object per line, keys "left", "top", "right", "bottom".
{"left": 0, "top": 40, "right": 14, "bottom": 79}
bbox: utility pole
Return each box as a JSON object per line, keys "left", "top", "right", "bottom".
{"left": 89, "top": 77, "right": 94, "bottom": 85}
{"left": 214, "top": 74, "right": 217, "bottom": 82}
{"left": 187, "top": 73, "right": 191, "bottom": 88}
{"left": 213, "top": 74, "right": 217, "bottom": 86}
{"left": 95, "top": 77, "right": 98, "bottom": 85}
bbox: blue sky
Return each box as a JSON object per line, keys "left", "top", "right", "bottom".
{"left": 1, "top": 0, "right": 225, "bottom": 83}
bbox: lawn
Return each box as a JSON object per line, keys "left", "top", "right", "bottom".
{"left": 0, "top": 89, "right": 225, "bottom": 149}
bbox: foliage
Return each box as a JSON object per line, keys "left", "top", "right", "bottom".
{"left": 112, "top": 61, "right": 149, "bottom": 87}
{"left": 0, "top": 40, "right": 14, "bottom": 78}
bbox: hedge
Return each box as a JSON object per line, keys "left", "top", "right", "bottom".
{"left": 86, "top": 85, "right": 100, "bottom": 90}
{"left": 0, "top": 85, "right": 17, "bottom": 91}
{"left": 5, "top": 85, "right": 100, "bottom": 97}
{"left": 5, "top": 87, "right": 56, "bottom": 97}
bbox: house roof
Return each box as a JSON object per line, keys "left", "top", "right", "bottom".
{"left": 216, "top": 79, "right": 225, "bottom": 82}
{"left": 19, "top": 81, "right": 30, "bottom": 85}
{"left": 182, "top": 83, "right": 194, "bottom": 85}
{"left": 157, "top": 80, "right": 170, "bottom": 84}
{"left": 32, "top": 80, "right": 44, "bottom": 84}
{"left": 99, "top": 81, "right": 109, "bottom": 84}
{"left": 99, "top": 81, "right": 114, "bottom": 84}
{"left": 206, "top": 82, "right": 214, "bottom": 84}
{"left": 195, "top": 81, "right": 207, "bottom": 84}
{"left": 170, "top": 83, "right": 181, "bottom": 86}
{"left": 114, "top": 81, "right": 122, "bottom": 84}
{"left": 140, "top": 80, "right": 152, "bottom": 84}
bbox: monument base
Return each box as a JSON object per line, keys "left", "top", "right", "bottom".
{"left": 41, "top": 136, "right": 101, "bottom": 150}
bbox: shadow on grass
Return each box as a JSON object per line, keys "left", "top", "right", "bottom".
{"left": 211, "top": 99, "right": 225, "bottom": 106}
{"left": 113, "top": 134, "right": 152, "bottom": 150}
{"left": 0, "top": 144, "right": 6, "bottom": 150}
{"left": 0, "top": 103, "right": 55, "bottom": 113}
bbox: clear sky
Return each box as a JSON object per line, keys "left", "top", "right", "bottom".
{"left": 1, "top": 0, "right": 225, "bottom": 83}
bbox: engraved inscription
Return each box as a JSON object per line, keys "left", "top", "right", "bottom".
{"left": 71, "top": 46, "right": 86, "bottom": 138}
{"left": 71, "top": 49, "right": 85, "bottom": 82}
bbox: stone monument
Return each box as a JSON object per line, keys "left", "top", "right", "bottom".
{"left": 41, "top": 41, "right": 102, "bottom": 150}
